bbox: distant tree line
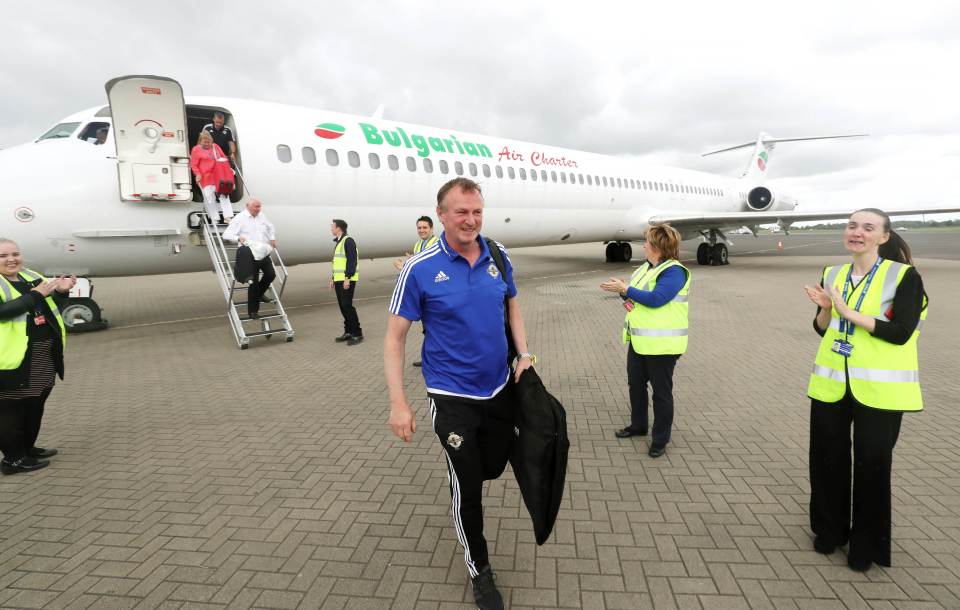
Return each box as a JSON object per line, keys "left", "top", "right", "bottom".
{"left": 797, "top": 219, "right": 959, "bottom": 230}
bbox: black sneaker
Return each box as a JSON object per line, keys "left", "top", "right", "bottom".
{"left": 346, "top": 335, "right": 364, "bottom": 346}
{"left": 334, "top": 333, "right": 352, "bottom": 343}
{"left": 471, "top": 566, "right": 503, "bottom": 610}
{"left": 648, "top": 444, "right": 666, "bottom": 458}
{"left": 28, "top": 447, "right": 58, "bottom": 459}
{"left": 260, "top": 296, "right": 274, "bottom": 304}
{"left": 1, "top": 456, "right": 50, "bottom": 475}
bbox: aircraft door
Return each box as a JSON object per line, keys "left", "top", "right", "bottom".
{"left": 105, "top": 75, "right": 192, "bottom": 202}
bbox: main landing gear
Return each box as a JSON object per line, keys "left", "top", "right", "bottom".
{"left": 605, "top": 241, "right": 633, "bottom": 263}
{"left": 695, "top": 229, "right": 729, "bottom": 266}
{"left": 60, "top": 278, "right": 108, "bottom": 333}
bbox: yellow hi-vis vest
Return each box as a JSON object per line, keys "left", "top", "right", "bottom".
{"left": 412, "top": 235, "right": 438, "bottom": 254}
{"left": 622, "top": 259, "right": 690, "bottom": 355}
{"left": 332, "top": 236, "right": 359, "bottom": 282}
{"left": 807, "top": 259, "right": 925, "bottom": 411}
{"left": 0, "top": 269, "right": 66, "bottom": 371}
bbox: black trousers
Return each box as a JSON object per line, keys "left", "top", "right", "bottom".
{"left": 430, "top": 387, "right": 515, "bottom": 577}
{"left": 334, "top": 281, "right": 362, "bottom": 337}
{"left": 627, "top": 348, "right": 678, "bottom": 446}
{"left": 810, "top": 392, "right": 903, "bottom": 566}
{"left": 0, "top": 388, "right": 52, "bottom": 462}
{"left": 247, "top": 257, "right": 275, "bottom": 315}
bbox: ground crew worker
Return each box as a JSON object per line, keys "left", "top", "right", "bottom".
{"left": 803, "top": 208, "right": 927, "bottom": 573}
{"left": 330, "top": 219, "right": 362, "bottom": 345}
{"left": 0, "top": 238, "right": 74, "bottom": 475}
{"left": 384, "top": 178, "right": 534, "bottom": 610}
{"left": 601, "top": 225, "right": 690, "bottom": 458}
{"left": 393, "top": 216, "right": 439, "bottom": 367}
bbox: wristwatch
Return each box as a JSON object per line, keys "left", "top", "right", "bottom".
{"left": 516, "top": 352, "right": 537, "bottom": 364}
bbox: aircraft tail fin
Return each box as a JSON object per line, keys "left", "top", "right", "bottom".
{"left": 702, "top": 132, "right": 868, "bottom": 180}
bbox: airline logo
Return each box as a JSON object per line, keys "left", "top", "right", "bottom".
{"left": 434, "top": 270, "right": 450, "bottom": 283}
{"left": 757, "top": 150, "right": 768, "bottom": 171}
{"left": 315, "top": 123, "right": 346, "bottom": 139}
{"left": 359, "top": 122, "right": 492, "bottom": 159}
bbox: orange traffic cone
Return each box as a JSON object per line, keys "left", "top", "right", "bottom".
{"left": 777, "top": 240, "right": 783, "bottom": 251}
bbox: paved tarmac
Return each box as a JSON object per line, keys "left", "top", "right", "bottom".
{"left": 1, "top": 233, "right": 958, "bottom": 609}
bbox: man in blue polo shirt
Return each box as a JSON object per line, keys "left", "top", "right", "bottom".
{"left": 384, "top": 177, "right": 534, "bottom": 610}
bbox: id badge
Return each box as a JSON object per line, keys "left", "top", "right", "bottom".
{"left": 831, "top": 339, "right": 853, "bottom": 357}
{"left": 34, "top": 314, "right": 47, "bottom": 326}
{"left": 623, "top": 300, "right": 634, "bottom": 312}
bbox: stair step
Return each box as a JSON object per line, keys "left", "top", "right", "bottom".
{"left": 245, "top": 328, "right": 292, "bottom": 337}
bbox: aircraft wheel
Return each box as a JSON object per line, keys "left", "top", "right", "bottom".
{"left": 696, "top": 243, "right": 710, "bottom": 265}
{"left": 711, "top": 243, "right": 729, "bottom": 266}
{"left": 619, "top": 242, "right": 632, "bottom": 263}
{"left": 61, "top": 298, "right": 107, "bottom": 333}
{"left": 605, "top": 242, "right": 619, "bottom": 262}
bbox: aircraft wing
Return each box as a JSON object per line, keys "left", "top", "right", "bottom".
{"left": 649, "top": 206, "right": 960, "bottom": 232}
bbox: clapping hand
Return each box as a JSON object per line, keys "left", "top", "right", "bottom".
{"left": 803, "top": 284, "right": 832, "bottom": 309}
{"left": 600, "top": 277, "right": 628, "bottom": 295}
{"left": 53, "top": 274, "right": 77, "bottom": 293}
{"left": 824, "top": 284, "right": 854, "bottom": 320}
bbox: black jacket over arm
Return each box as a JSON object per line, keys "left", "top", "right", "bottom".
{"left": 0, "top": 278, "right": 67, "bottom": 389}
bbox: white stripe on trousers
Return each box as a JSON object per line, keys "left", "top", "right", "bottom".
{"left": 430, "top": 398, "right": 479, "bottom": 577}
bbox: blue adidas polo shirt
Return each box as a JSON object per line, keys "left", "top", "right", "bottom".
{"left": 389, "top": 232, "right": 518, "bottom": 400}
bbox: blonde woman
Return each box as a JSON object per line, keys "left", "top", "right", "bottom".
{"left": 601, "top": 225, "right": 691, "bottom": 458}
{"left": 189, "top": 131, "right": 234, "bottom": 224}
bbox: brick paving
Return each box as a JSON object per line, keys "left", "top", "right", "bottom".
{"left": 1, "top": 240, "right": 958, "bottom": 609}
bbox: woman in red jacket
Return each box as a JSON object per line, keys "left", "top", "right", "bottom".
{"left": 190, "top": 131, "right": 234, "bottom": 226}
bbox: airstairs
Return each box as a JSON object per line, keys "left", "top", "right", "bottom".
{"left": 195, "top": 213, "right": 295, "bottom": 349}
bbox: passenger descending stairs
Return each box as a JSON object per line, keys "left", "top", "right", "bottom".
{"left": 198, "top": 214, "right": 295, "bottom": 349}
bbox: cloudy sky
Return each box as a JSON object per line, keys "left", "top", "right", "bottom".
{"left": 3, "top": 1, "right": 958, "bottom": 214}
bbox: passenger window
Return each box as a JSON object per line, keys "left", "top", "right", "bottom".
{"left": 616, "top": 178, "right": 622, "bottom": 188}
{"left": 578, "top": 174, "right": 584, "bottom": 185}
{"left": 348, "top": 151, "right": 360, "bottom": 168}
{"left": 406, "top": 156, "right": 417, "bottom": 172}
{"left": 629, "top": 179, "right": 635, "bottom": 189}
{"left": 496, "top": 166, "right": 504, "bottom": 178}
{"left": 541, "top": 170, "right": 548, "bottom": 181}
{"left": 519, "top": 168, "right": 527, "bottom": 180}
{"left": 602, "top": 176, "right": 608, "bottom": 187}
{"left": 469, "top": 162, "right": 478, "bottom": 177}
{"left": 483, "top": 164, "right": 491, "bottom": 178}
{"left": 439, "top": 160, "right": 449, "bottom": 174}
{"left": 324, "top": 148, "right": 338, "bottom": 166}
{"left": 508, "top": 167, "right": 516, "bottom": 179}
{"left": 388, "top": 155, "right": 399, "bottom": 170}
{"left": 423, "top": 158, "right": 434, "bottom": 173}
{"left": 587, "top": 175, "right": 593, "bottom": 186}
{"left": 551, "top": 171, "right": 558, "bottom": 182}
{"left": 530, "top": 168, "right": 538, "bottom": 181}
{"left": 302, "top": 147, "right": 316, "bottom": 165}
{"left": 561, "top": 172, "right": 567, "bottom": 184}
{"left": 454, "top": 161, "right": 464, "bottom": 175}
{"left": 368, "top": 152, "right": 381, "bottom": 169}
{"left": 277, "top": 145, "right": 292, "bottom": 163}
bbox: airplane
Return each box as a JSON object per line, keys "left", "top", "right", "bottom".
{"left": 2, "top": 74, "right": 957, "bottom": 333}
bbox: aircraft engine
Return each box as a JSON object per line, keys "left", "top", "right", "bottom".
{"left": 746, "top": 186, "right": 776, "bottom": 211}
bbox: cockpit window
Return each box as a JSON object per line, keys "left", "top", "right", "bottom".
{"left": 38, "top": 122, "right": 80, "bottom": 140}
{"left": 78, "top": 122, "right": 110, "bottom": 144}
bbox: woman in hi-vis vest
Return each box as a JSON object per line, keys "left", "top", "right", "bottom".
{"left": 601, "top": 225, "right": 690, "bottom": 458}
{"left": 803, "top": 208, "right": 927, "bottom": 572}
{"left": 0, "top": 238, "right": 75, "bottom": 475}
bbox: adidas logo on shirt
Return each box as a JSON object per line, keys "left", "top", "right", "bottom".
{"left": 434, "top": 270, "right": 450, "bottom": 283}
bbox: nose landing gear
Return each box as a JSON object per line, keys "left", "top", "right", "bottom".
{"left": 605, "top": 241, "right": 633, "bottom": 263}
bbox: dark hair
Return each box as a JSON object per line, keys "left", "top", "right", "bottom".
{"left": 644, "top": 224, "right": 681, "bottom": 261}
{"left": 852, "top": 208, "right": 913, "bottom": 265}
{"left": 213, "top": 111, "right": 226, "bottom": 120}
{"left": 332, "top": 218, "right": 348, "bottom": 233}
{"left": 416, "top": 215, "right": 433, "bottom": 228}
{"left": 436, "top": 177, "right": 482, "bottom": 210}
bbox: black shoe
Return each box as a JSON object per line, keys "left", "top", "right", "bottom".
{"left": 28, "top": 447, "right": 58, "bottom": 459}
{"left": 260, "top": 296, "right": 273, "bottom": 304}
{"left": 412, "top": 360, "right": 422, "bottom": 367}
{"left": 1, "top": 456, "right": 50, "bottom": 475}
{"left": 614, "top": 427, "right": 647, "bottom": 438}
{"left": 813, "top": 536, "right": 837, "bottom": 555}
{"left": 847, "top": 554, "right": 872, "bottom": 572}
{"left": 335, "top": 333, "right": 352, "bottom": 343}
{"left": 248, "top": 312, "right": 260, "bottom": 320}
{"left": 346, "top": 335, "right": 364, "bottom": 346}
{"left": 472, "top": 566, "right": 504, "bottom": 610}
{"left": 648, "top": 444, "right": 666, "bottom": 458}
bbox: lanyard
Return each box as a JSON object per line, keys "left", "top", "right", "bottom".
{"left": 838, "top": 258, "right": 882, "bottom": 336}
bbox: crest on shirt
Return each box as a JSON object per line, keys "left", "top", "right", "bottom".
{"left": 487, "top": 263, "right": 499, "bottom": 279}
{"left": 447, "top": 432, "right": 464, "bottom": 450}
